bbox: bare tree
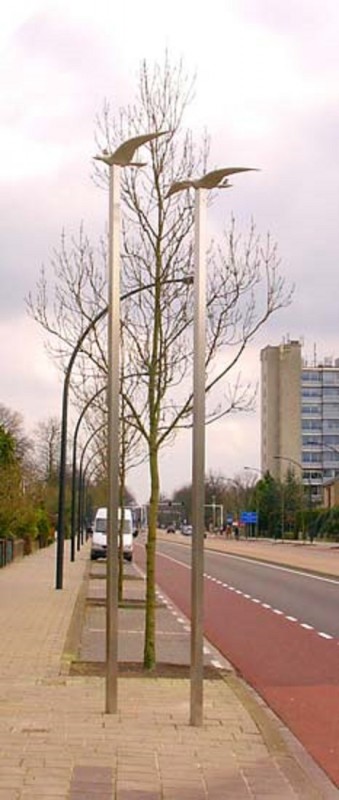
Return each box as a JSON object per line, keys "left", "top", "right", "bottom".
{"left": 27, "top": 54, "right": 292, "bottom": 669}
{"left": 32, "top": 416, "right": 61, "bottom": 482}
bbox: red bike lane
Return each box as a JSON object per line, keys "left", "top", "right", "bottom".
{"left": 140, "top": 545, "right": 339, "bottom": 789}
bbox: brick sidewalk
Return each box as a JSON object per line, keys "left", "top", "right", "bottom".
{"left": 0, "top": 540, "right": 337, "bottom": 798}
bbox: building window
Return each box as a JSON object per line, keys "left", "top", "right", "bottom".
{"left": 302, "top": 371, "right": 321, "bottom": 382}
{"left": 323, "top": 371, "right": 339, "bottom": 385}
{"left": 324, "top": 419, "right": 339, "bottom": 431}
{"left": 301, "top": 388, "right": 322, "bottom": 398}
{"left": 302, "top": 419, "right": 322, "bottom": 430}
{"left": 302, "top": 405, "right": 321, "bottom": 415}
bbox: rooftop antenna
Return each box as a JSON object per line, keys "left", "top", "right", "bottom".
{"left": 313, "top": 343, "right": 317, "bottom": 367}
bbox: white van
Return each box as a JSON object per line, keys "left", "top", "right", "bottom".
{"left": 90, "top": 507, "right": 134, "bottom": 562}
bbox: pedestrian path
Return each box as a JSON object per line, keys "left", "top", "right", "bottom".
{"left": 0, "top": 539, "right": 337, "bottom": 798}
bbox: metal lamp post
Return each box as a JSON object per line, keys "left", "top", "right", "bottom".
{"left": 55, "top": 305, "right": 107, "bottom": 587}
{"left": 70, "top": 386, "right": 106, "bottom": 557}
{"left": 94, "top": 131, "right": 169, "bottom": 714}
{"left": 167, "top": 165, "right": 256, "bottom": 726}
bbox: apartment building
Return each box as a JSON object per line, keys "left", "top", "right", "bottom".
{"left": 260, "top": 339, "right": 339, "bottom": 505}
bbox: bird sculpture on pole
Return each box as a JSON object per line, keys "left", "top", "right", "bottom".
{"left": 94, "top": 131, "right": 169, "bottom": 167}
{"left": 166, "top": 166, "right": 257, "bottom": 197}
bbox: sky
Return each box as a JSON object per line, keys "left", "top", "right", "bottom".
{"left": 1, "top": 0, "right": 339, "bottom": 503}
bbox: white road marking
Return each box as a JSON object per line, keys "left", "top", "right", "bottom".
{"left": 155, "top": 548, "right": 339, "bottom": 644}
{"left": 211, "top": 659, "right": 224, "bottom": 669}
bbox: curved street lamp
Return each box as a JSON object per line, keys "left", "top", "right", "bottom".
{"left": 244, "top": 465, "right": 264, "bottom": 476}
{"left": 56, "top": 305, "right": 107, "bottom": 588}
{"left": 70, "top": 385, "right": 106, "bottom": 560}
{"left": 77, "top": 424, "right": 106, "bottom": 546}
{"left": 57, "top": 274, "right": 193, "bottom": 585}
{"left": 167, "top": 165, "right": 257, "bottom": 726}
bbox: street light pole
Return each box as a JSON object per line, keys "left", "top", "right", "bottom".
{"left": 191, "top": 187, "right": 206, "bottom": 726}
{"left": 94, "top": 131, "right": 169, "bottom": 715}
{"left": 77, "top": 424, "right": 106, "bottom": 545}
{"left": 106, "top": 162, "right": 120, "bottom": 715}
{"left": 70, "top": 386, "right": 106, "bottom": 558}
{"left": 167, "top": 164, "right": 256, "bottom": 727}
{"left": 55, "top": 305, "right": 107, "bottom": 587}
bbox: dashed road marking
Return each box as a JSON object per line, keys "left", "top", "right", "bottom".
{"left": 203, "top": 572, "right": 336, "bottom": 643}
{"left": 211, "top": 659, "right": 224, "bottom": 669}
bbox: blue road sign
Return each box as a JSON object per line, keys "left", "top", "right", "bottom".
{"left": 240, "top": 511, "right": 258, "bottom": 524}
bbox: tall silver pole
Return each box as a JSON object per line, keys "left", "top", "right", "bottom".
{"left": 106, "top": 164, "right": 120, "bottom": 714}
{"left": 190, "top": 188, "right": 206, "bottom": 726}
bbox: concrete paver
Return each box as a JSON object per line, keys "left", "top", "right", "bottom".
{"left": 0, "top": 538, "right": 337, "bottom": 798}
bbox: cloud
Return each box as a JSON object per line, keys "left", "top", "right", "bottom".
{"left": 0, "top": 315, "right": 61, "bottom": 429}
{"left": 1, "top": 1, "right": 339, "bottom": 499}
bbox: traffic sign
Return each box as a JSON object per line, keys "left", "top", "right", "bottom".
{"left": 240, "top": 511, "right": 258, "bottom": 524}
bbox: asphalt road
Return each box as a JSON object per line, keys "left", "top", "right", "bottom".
{"left": 156, "top": 538, "right": 339, "bottom": 638}
{"left": 140, "top": 537, "right": 339, "bottom": 789}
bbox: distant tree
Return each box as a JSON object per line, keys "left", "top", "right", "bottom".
{"left": 0, "top": 407, "right": 53, "bottom": 548}
{"left": 255, "top": 472, "right": 280, "bottom": 537}
{"left": 0, "top": 425, "right": 16, "bottom": 467}
{"left": 32, "top": 416, "right": 61, "bottom": 482}
{"left": 283, "top": 467, "right": 304, "bottom": 538}
{"left": 0, "top": 404, "right": 31, "bottom": 463}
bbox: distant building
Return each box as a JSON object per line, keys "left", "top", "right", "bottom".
{"left": 261, "top": 339, "right": 339, "bottom": 505}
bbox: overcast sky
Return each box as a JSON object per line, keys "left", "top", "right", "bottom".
{"left": 1, "top": 0, "right": 339, "bottom": 502}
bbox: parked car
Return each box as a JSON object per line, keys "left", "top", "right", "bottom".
{"left": 181, "top": 524, "right": 193, "bottom": 536}
{"left": 166, "top": 524, "right": 176, "bottom": 533}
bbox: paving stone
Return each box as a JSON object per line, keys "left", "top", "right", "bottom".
{"left": 0, "top": 539, "right": 333, "bottom": 800}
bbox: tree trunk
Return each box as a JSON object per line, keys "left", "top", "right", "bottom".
{"left": 143, "top": 447, "right": 159, "bottom": 669}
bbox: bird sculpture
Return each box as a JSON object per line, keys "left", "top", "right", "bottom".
{"left": 166, "top": 166, "right": 257, "bottom": 197}
{"left": 94, "top": 131, "right": 169, "bottom": 167}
